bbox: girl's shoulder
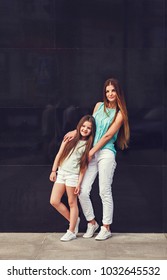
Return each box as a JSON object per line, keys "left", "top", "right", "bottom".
{"left": 93, "top": 102, "right": 103, "bottom": 114}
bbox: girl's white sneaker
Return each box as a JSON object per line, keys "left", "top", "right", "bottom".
{"left": 60, "top": 230, "right": 76, "bottom": 241}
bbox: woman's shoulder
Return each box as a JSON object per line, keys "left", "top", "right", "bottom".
{"left": 117, "top": 110, "right": 123, "bottom": 117}
{"left": 115, "top": 110, "right": 123, "bottom": 123}
{"left": 93, "top": 102, "right": 103, "bottom": 114}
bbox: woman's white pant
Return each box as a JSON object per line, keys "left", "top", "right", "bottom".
{"left": 79, "top": 149, "right": 116, "bottom": 225}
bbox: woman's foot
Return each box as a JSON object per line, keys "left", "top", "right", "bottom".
{"left": 95, "top": 226, "right": 112, "bottom": 241}
{"left": 83, "top": 221, "right": 99, "bottom": 238}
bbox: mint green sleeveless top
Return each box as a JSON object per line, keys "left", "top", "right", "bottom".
{"left": 93, "top": 102, "right": 118, "bottom": 154}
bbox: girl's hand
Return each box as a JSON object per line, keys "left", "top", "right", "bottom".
{"left": 63, "top": 130, "right": 77, "bottom": 141}
{"left": 49, "top": 171, "right": 56, "bottom": 182}
{"left": 74, "top": 185, "right": 81, "bottom": 195}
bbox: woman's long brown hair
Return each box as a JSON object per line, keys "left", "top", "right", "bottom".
{"left": 103, "top": 78, "right": 130, "bottom": 150}
{"left": 59, "top": 115, "right": 96, "bottom": 171}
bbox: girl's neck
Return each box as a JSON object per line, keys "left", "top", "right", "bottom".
{"left": 80, "top": 136, "right": 87, "bottom": 141}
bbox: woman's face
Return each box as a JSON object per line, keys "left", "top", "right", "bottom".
{"left": 105, "top": 84, "right": 117, "bottom": 104}
{"left": 80, "top": 121, "right": 92, "bottom": 139}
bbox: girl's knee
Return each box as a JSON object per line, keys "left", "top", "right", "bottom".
{"left": 68, "top": 198, "right": 77, "bottom": 208}
{"left": 50, "top": 197, "right": 60, "bottom": 208}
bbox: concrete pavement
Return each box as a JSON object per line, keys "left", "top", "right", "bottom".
{"left": 0, "top": 232, "right": 167, "bottom": 260}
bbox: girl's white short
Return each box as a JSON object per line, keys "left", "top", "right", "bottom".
{"left": 56, "top": 168, "right": 79, "bottom": 187}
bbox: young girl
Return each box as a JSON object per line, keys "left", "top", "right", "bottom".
{"left": 49, "top": 115, "right": 96, "bottom": 241}
{"left": 65, "top": 78, "right": 130, "bottom": 240}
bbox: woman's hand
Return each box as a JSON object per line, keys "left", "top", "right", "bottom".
{"left": 63, "top": 130, "right": 77, "bottom": 142}
{"left": 49, "top": 171, "right": 56, "bottom": 182}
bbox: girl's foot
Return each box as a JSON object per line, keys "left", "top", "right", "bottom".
{"left": 60, "top": 230, "right": 76, "bottom": 242}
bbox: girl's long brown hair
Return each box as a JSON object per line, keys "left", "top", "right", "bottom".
{"left": 59, "top": 115, "right": 96, "bottom": 171}
{"left": 103, "top": 78, "right": 130, "bottom": 150}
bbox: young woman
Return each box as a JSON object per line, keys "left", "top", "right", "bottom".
{"left": 65, "top": 78, "right": 130, "bottom": 240}
{"left": 50, "top": 115, "right": 96, "bottom": 241}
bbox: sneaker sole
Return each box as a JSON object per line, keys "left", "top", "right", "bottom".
{"left": 95, "top": 234, "right": 112, "bottom": 241}
{"left": 83, "top": 235, "right": 94, "bottom": 238}
{"left": 60, "top": 236, "right": 77, "bottom": 242}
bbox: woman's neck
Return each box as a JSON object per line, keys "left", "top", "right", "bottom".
{"left": 107, "top": 102, "right": 116, "bottom": 109}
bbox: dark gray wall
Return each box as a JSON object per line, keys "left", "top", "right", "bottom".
{"left": 0, "top": 0, "right": 166, "bottom": 233}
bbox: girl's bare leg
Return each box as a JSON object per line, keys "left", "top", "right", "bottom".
{"left": 66, "top": 186, "right": 78, "bottom": 233}
{"left": 50, "top": 182, "right": 70, "bottom": 221}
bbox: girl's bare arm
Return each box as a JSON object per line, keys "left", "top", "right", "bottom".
{"left": 49, "top": 139, "right": 68, "bottom": 181}
{"left": 74, "top": 167, "right": 87, "bottom": 195}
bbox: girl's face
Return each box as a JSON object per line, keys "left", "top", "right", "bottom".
{"left": 80, "top": 121, "right": 92, "bottom": 139}
{"left": 106, "top": 84, "right": 117, "bottom": 105}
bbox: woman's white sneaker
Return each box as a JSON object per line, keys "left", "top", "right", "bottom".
{"left": 95, "top": 226, "right": 112, "bottom": 240}
{"left": 60, "top": 230, "right": 76, "bottom": 241}
{"left": 83, "top": 222, "right": 99, "bottom": 238}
